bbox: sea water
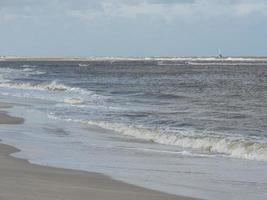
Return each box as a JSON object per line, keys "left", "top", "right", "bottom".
{"left": 0, "top": 57, "right": 266, "bottom": 200}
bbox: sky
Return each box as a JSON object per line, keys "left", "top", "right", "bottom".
{"left": 0, "top": 0, "right": 266, "bottom": 57}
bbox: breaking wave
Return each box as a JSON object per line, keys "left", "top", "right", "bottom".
{"left": 0, "top": 80, "right": 91, "bottom": 95}
{"left": 187, "top": 62, "right": 267, "bottom": 66}
{"left": 80, "top": 121, "right": 267, "bottom": 161}
{"left": 21, "top": 64, "right": 38, "bottom": 68}
{"left": 0, "top": 80, "right": 106, "bottom": 106}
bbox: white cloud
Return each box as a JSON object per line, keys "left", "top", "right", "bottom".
{"left": 63, "top": 0, "right": 267, "bottom": 22}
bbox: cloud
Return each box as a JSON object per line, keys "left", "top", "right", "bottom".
{"left": 0, "top": 0, "right": 266, "bottom": 56}
{"left": 146, "top": 0, "right": 195, "bottom": 4}
{"left": 63, "top": 0, "right": 267, "bottom": 22}
{"left": 0, "top": 0, "right": 266, "bottom": 24}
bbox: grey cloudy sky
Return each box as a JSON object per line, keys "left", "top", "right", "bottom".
{"left": 0, "top": 0, "right": 266, "bottom": 56}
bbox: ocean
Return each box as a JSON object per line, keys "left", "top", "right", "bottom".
{"left": 0, "top": 57, "right": 267, "bottom": 200}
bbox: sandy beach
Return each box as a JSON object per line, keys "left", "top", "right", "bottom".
{"left": 0, "top": 105, "right": 195, "bottom": 200}
{"left": 0, "top": 103, "right": 24, "bottom": 124}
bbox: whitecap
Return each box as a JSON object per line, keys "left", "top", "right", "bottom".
{"left": 64, "top": 98, "right": 84, "bottom": 105}
{"left": 82, "top": 121, "right": 267, "bottom": 161}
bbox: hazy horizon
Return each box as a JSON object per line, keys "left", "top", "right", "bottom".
{"left": 1, "top": 55, "right": 267, "bottom": 58}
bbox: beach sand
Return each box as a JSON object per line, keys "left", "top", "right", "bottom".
{"left": 0, "top": 104, "right": 195, "bottom": 200}
{"left": 0, "top": 103, "right": 24, "bottom": 125}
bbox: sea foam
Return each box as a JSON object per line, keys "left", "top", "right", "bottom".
{"left": 0, "top": 80, "right": 88, "bottom": 93}
{"left": 82, "top": 121, "right": 267, "bottom": 161}
{"left": 63, "top": 98, "right": 84, "bottom": 105}
{"left": 0, "top": 80, "right": 105, "bottom": 106}
{"left": 0, "top": 81, "right": 67, "bottom": 91}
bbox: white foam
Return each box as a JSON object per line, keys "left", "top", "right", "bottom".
{"left": 20, "top": 64, "right": 38, "bottom": 68}
{"left": 0, "top": 81, "right": 63, "bottom": 91}
{"left": 81, "top": 121, "right": 267, "bottom": 161}
{"left": 64, "top": 98, "right": 84, "bottom": 105}
{"left": 0, "top": 80, "right": 106, "bottom": 106}
{"left": 22, "top": 68, "right": 34, "bottom": 72}
{"left": 0, "top": 80, "right": 88, "bottom": 93}
{"left": 21, "top": 68, "right": 46, "bottom": 75}
{"left": 78, "top": 63, "right": 89, "bottom": 67}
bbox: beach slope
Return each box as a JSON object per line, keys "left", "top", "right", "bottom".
{"left": 0, "top": 107, "right": 194, "bottom": 200}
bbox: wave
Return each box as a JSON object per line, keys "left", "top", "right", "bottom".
{"left": 22, "top": 68, "right": 46, "bottom": 75}
{"left": 21, "top": 64, "right": 38, "bottom": 68}
{"left": 0, "top": 80, "right": 92, "bottom": 95}
{"left": 73, "top": 56, "right": 267, "bottom": 62}
{"left": 0, "top": 81, "right": 65, "bottom": 91}
{"left": 22, "top": 68, "right": 34, "bottom": 72}
{"left": 63, "top": 98, "right": 84, "bottom": 105}
{"left": 78, "top": 121, "right": 267, "bottom": 161}
{"left": 0, "top": 68, "right": 69, "bottom": 92}
{"left": 0, "top": 80, "right": 106, "bottom": 106}
{"left": 187, "top": 62, "right": 267, "bottom": 66}
{"left": 0, "top": 67, "right": 46, "bottom": 82}
{"left": 78, "top": 63, "right": 89, "bottom": 67}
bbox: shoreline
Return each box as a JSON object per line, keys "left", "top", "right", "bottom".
{"left": 0, "top": 105, "right": 196, "bottom": 200}
{"left": 0, "top": 111, "right": 24, "bottom": 124}
{"left": 0, "top": 103, "right": 24, "bottom": 125}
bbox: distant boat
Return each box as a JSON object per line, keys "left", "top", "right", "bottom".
{"left": 217, "top": 49, "right": 224, "bottom": 58}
